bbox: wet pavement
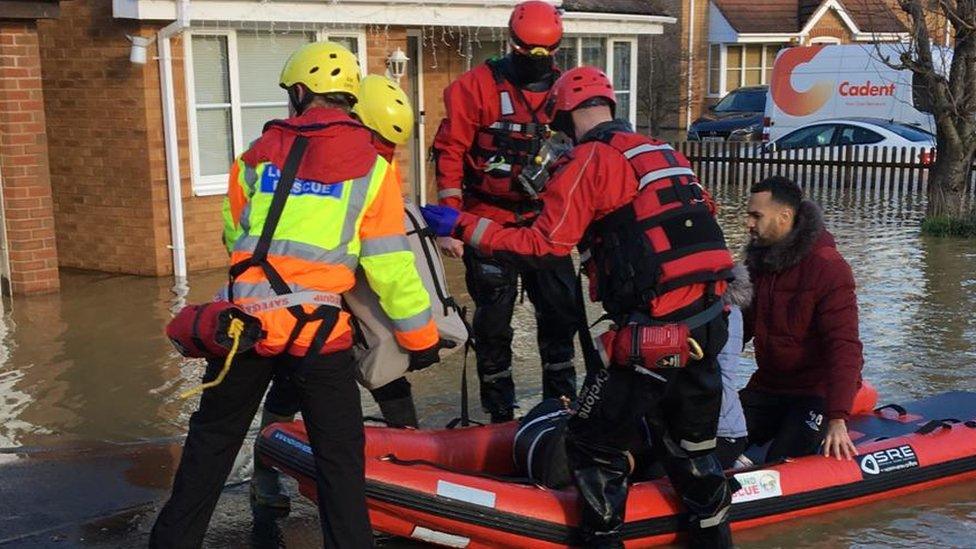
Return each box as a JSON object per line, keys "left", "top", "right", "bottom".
{"left": 1, "top": 176, "right": 975, "bottom": 547}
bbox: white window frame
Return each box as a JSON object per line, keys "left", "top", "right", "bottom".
{"left": 706, "top": 42, "right": 786, "bottom": 98}
{"left": 810, "top": 36, "right": 842, "bottom": 45}
{"left": 558, "top": 36, "right": 638, "bottom": 126}
{"left": 185, "top": 28, "right": 368, "bottom": 196}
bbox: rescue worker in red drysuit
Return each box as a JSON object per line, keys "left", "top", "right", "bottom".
{"left": 422, "top": 67, "right": 736, "bottom": 548}
{"left": 431, "top": 0, "right": 581, "bottom": 422}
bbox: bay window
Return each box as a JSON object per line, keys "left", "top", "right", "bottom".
{"left": 186, "top": 29, "right": 366, "bottom": 195}
{"left": 707, "top": 43, "right": 785, "bottom": 98}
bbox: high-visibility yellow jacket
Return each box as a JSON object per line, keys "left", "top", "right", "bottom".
{"left": 221, "top": 107, "right": 438, "bottom": 357}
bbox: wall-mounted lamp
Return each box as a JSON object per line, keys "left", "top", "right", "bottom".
{"left": 127, "top": 34, "right": 156, "bottom": 65}
{"left": 386, "top": 47, "right": 409, "bottom": 84}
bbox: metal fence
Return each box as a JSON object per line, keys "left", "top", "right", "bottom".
{"left": 670, "top": 142, "right": 975, "bottom": 198}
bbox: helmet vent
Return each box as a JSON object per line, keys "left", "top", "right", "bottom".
{"left": 387, "top": 84, "right": 397, "bottom": 91}
{"left": 329, "top": 53, "right": 338, "bottom": 59}
{"left": 393, "top": 125, "right": 403, "bottom": 133}
{"left": 331, "top": 68, "right": 342, "bottom": 76}
{"left": 572, "top": 75, "right": 583, "bottom": 80}
{"left": 573, "top": 87, "right": 583, "bottom": 92}
{"left": 395, "top": 99, "right": 404, "bottom": 105}
{"left": 309, "top": 66, "right": 319, "bottom": 74}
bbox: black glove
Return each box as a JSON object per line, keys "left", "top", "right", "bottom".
{"left": 408, "top": 339, "right": 458, "bottom": 371}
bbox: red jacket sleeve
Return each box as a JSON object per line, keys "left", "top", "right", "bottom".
{"left": 813, "top": 252, "right": 864, "bottom": 420}
{"left": 454, "top": 143, "right": 621, "bottom": 269}
{"left": 432, "top": 74, "right": 483, "bottom": 210}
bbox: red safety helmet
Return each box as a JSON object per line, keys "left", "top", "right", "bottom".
{"left": 509, "top": 1, "right": 563, "bottom": 55}
{"left": 550, "top": 66, "right": 617, "bottom": 114}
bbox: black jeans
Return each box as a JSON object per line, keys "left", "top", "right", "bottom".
{"left": 566, "top": 314, "right": 733, "bottom": 548}
{"left": 150, "top": 350, "right": 373, "bottom": 549}
{"left": 740, "top": 388, "right": 826, "bottom": 463}
{"left": 463, "top": 246, "right": 580, "bottom": 420}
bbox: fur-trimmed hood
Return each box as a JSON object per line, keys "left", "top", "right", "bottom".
{"left": 723, "top": 263, "right": 753, "bottom": 308}
{"left": 745, "top": 199, "right": 827, "bottom": 274}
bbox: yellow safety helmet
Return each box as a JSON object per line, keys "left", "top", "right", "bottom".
{"left": 279, "top": 41, "right": 361, "bottom": 102}
{"left": 353, "top": 75, "right": 414, "bottom": 146}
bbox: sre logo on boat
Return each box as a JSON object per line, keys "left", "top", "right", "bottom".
{"left": 858, "top": 445, "right": 919, "bottom": 477}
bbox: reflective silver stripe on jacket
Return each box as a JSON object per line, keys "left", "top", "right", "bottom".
{"left": 438, "top": 188, "right": 463, "bottom": 199}
{"left": 361, "top": 234, "right": 410, "bottom": 257}
{"left": 470, "top": 217, "right": 493, "bottom": 248}
{"left": 392, "top": 308, "right": 433, "bottom": 332}
{"left": 233, "top": 237, "right": 358, "bottom": 269}
{"left": 699, "top": 504, "right": 730, "bottom": 529}
{"left": 623, "top": 143, "right": 673, "bottom": 159}
{"left": 340, "top": 170, "right": 378, "bottom": 244}
{"left": 638, "top": 167, "right": 696, "bottom": 191}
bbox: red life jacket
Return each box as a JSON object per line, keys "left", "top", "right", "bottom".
{"left": 584, "top": 130, "right": 735, "bottom": 316}
{"left": 463, "top": 57, "right": 555, "bottom": 216}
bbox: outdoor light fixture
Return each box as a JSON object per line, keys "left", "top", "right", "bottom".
{"left": 386, "top": 47, "right": 409, "bottom": 83}
{"left": 127, "top": 34, "right": 156, "bottom": 65}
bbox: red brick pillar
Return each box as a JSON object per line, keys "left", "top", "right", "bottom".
{"left": 0, "top": 21, "right": 59, "bottom": 294}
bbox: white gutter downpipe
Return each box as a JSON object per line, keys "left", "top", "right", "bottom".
{"left": 158, "top": 0, "right": 190, "bottom": 282}
{"left": 685, "top": 0, "right": 695, "bottom": 131}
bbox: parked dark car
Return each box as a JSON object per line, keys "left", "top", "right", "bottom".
{"left": 688, "top": 86, "right": 767, "bottom": 142}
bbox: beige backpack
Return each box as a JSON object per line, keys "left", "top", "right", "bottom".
{"left": 345, "top": 200, "right": 469, "bottom": 390}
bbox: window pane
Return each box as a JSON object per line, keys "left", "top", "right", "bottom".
{"left": 196, "top": 108, "right": 234, "bottom": 175}
{"left": 192, "top": 35, "right": 230, "bottom": 104}
{"left": 615, "top": 91, "right": 631, "bottom": 120}
{"left": 745, "top": 45, "right": 762, "bottom": 69}
{"left": 242, "top": 105, "right": 289, "bottom": 146}
{"left": 238, "top": 32, "right": 313, "bottom": 104}
{"left": 555, "top": 38, "right": 578, "bottom": 70}
{"left": 471, "top": 39, "right": 506, "bottom": 65}
{"left": 744, "top": 68, "right": 762, "bottom": 86}
{"left": 329, "top": 35, "right": 359, "bottom": 55}
{"left": 612, "top": 42, "right": 631, "bottom": 91}
{"left": 708, "top": 45, "right": 721, "bottom": 94}
{"left": 726, "top": 69, "right": 742, "bottom": 91}
{"left": 581, "top": 37, "right": 606, "bottom": 70}
{"left": 726, "top": 45, "right": 742, "bottom": 69}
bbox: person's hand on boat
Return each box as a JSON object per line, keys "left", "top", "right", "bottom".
{"left": 823, "top": 419, "right": 857, "bottom": 460}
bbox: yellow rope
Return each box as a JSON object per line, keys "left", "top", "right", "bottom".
{"left": 687, "top": 337, "right": 705, "bottom": 361}
{"left": 179, "top": 317, "right": 246, "bottom": 400}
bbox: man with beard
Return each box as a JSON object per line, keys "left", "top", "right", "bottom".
{"left": 431, "top": 0, "right": 580, "bottom": 423}
{"left": 742, "top": 176, "right": 864, "bottom": 462}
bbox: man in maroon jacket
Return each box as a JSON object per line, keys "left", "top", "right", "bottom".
{"left": 742, "top": 176, "right": 863, "bottom": 462}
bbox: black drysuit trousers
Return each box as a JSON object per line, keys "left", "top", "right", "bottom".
{"left": 567, "top": 313, "right": 733, "bottom": 548}
{"left": 463, "top": 246, "right": 580, "bottom": 420}
{"left": 149, "top": 349, "right": 373, "bottom": 549}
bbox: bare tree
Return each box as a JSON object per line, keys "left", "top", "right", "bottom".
{"left": 887, "top": 0, "right": 976, "bottom": 221}
{"left": 637, "top": 0, "right": 684, "bottom": 140}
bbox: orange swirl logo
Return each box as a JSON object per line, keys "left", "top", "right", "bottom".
{"left": 770, "top": 46, "right": 833, "bottom": 117}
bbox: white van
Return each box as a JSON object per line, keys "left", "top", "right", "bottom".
{"left": 763, "top": 44, "right": 944, "bottom": 142}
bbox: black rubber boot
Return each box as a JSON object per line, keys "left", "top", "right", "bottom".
{"left": 250, "top": 409, "right": 294, "bottom": 518}
{"left": 376, "top": 396, "right": 419, "bottom": 428}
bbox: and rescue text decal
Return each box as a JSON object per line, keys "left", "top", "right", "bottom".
{"left": 731, "top": 470, "right": 782, "bottom": 504}
{"left": 857, "top": 444, "right": 919, "bottom": 477}
{"left": 261, "top": 165, "right": 344, "bottom": 198}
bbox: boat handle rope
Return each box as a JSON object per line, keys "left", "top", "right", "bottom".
{"left": 179, "top": 317, "right": 246, "bottom": 400}
{"left": 873, "top": 403, "right": 908, "bottom": 417}
{"left": 915, "top": 418, "right": 960, "bottom": 435}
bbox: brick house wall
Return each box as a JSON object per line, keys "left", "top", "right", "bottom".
{"left": 0, "top": 21, "right": 60, "bottom": 294}
{"left": 678, "top": 0, "right": 711, "bottom": 132}
{"left": 804, "top": 8, "right": 854, "bottom": 43}
{"left": 37, "top": 0, "right": 175, "bottom": 276}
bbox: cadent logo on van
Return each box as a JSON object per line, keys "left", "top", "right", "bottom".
{"left": 731, "top": 470, "right": 782, "bottom": 504}
{"left": 260, "top": 165, "right": 343, "bottom": 198}
{"left": 839, "top": 81, "right": 896, "bottom": 97}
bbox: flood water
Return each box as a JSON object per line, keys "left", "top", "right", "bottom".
{"left": 0, "top": 178, "right": 974, "bottom": 547}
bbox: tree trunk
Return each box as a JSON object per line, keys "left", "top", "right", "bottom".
{"left": 926, "top": 124, "right": 975, "bottom": 218}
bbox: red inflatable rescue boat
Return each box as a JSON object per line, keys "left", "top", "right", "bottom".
{"left": 257, "top": 390, "right": 976, "bottom": 547}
